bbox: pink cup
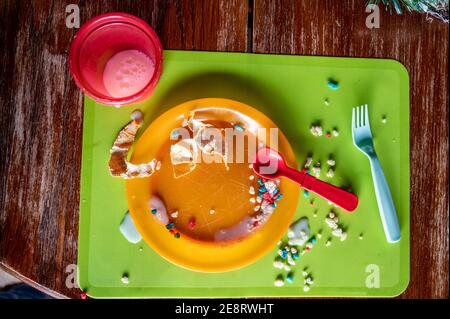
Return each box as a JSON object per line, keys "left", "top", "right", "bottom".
{"left": 69, "top": 13, "right": 163, "bottom": 106}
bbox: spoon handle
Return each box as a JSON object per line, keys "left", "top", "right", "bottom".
{"left": 284, "top": 168, "right": 358, "bottom": 212}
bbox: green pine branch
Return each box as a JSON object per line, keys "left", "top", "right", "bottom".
{"left": 367, "top": 0, "right": 449, "bottom": 22}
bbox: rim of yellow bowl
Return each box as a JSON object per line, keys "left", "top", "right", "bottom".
{"left": 125, "top": 98, "right": 299, "bottom": 272}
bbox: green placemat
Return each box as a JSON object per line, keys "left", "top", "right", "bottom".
{"left": 78, "top": 50, "right": 410, "bottom": 298}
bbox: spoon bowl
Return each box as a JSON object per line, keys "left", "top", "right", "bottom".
{"left": 252, "top": 147, "right": 285, "bottom": 179}
{"left": 254, "top": 147, "right": 358, "bottom": 212}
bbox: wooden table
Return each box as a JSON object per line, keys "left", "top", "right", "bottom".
{"left": 0, "top": 0, "right": 448, "bottom": 299}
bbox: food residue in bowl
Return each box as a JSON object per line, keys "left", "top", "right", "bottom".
{"left": 147, "top": 108, "right": 283, "bottom": 243}
{"left": 110, "top": 107, "right": 285, "bottom": 245}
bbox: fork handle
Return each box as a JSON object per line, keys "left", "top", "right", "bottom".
{"left": 369, "top": 156, "right": 401, "bottom": 243}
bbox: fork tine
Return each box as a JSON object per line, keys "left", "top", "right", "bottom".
{"left": 352, "top": 107, "right": 356, "bottom": 129}
{"left": 356, "top": 106, "right": 359, "bottom": 127}
{"left": 356, "top": 106, "right": 360, "bottom": 127}
{"left": 360, "top": 105, "right": 364, "bottom": 126}
{"left": 364, "top": 104, "right": 369, "bottom": 127}
{"left": 361, "top": 105, "right": 364, "bottom": 127}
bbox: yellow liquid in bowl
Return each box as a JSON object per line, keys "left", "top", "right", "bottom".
{"left": 152, "top": 118, "right": 267, "bottom": 242}
{"left": 126, "top": 98, "right": 299, "bottom": 272}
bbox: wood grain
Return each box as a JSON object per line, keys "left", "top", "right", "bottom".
{"left": 0, "top": 0, "right": 248, "bottom": 299}
{"left": 253, "top": 0, "right": 449, "bottom": 299}
{"left": 0, "top": 0, "right": 448, "bottom": 299}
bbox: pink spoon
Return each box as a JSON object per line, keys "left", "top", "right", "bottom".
{"left": 253, "top": 147, "right": 358, "bottom": 212}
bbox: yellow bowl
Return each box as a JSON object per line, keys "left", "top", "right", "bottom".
{"left": 126, "top": 98, "right": 299, "bottom": 272}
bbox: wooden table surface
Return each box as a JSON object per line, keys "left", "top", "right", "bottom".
{"left": 0, "top": 0, "right": 448, "bottom": 299}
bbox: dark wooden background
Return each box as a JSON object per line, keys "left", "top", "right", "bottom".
{"left": 0, "top": 0, "right": 448, "bottom": 299}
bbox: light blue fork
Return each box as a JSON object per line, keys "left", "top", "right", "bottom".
{"left": 352, "top": 105, "right": 400, "bottom": 243}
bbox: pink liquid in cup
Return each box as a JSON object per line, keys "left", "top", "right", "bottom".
{"left": 69, "top": 13, "right": 163, "bottom": 106}
{"left": 103, "top": 50, "right": 155, "bottom": 98}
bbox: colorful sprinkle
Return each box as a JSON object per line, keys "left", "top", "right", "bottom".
{"left": 80, "top": 291, "right": 87, "bottom": 299}
{"left": 263, "top": 192, "right": 272, "bottom": 200}
{"left": 279, "top": 248, "right": 288, "bottom": 260}
{"left": 234, "top": 123, "right": 245, "bottom": 132}
{"left": 286, "top": 272, "right": 294, "bottom": 283}
{"left": 303, "top": 190, "right": 310, "bottom": 198}
{"left": 188, "top": 217, "right": 196, "bottom": 230}
{"left": 327, "top": 78, "right": 339, "bottom": 90}
{"left": 174, "top": 232, "right": 181, "bottom": 238}
{"left": 151, "top": 208, "right": 158, "bottom": 215}
{"left": 166, "top": 223, "right": 175, "bottom": 230}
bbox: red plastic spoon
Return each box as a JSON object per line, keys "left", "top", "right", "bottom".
{"left": 253, "top": 147, "right": 358, "bottom": 212}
